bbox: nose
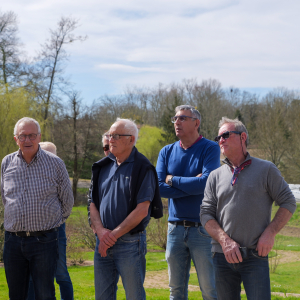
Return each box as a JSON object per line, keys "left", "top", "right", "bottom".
{"left": 24, "top": 136, "right": 31, "bottom": 142}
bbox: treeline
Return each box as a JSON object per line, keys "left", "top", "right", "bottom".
{"left": 1, "top": 10, "right": 300, "bottom": 203}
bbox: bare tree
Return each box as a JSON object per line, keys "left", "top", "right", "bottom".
{"left": 0, "top": 10, "right": 23, "bottom": 85}
{"left": 53, "top": 91, "right": 102, "bottom": 202}
{"left": 32, "top": 17, "right": 87, "bottom": 134}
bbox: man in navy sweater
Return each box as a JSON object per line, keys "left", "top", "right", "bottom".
{"left": 156, "top": 105, "right": 220, "bottom": 300}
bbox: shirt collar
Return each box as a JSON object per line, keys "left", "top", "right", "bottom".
{"left": 223, "top": 152, "right": 251, "bottom": 169}
{"left": 17, "top": 145, "right": 42, "bottom": 163}
{"left": 180, "top": 135, "right": 203, "bottom": 149}
{"left": 108, "top": 147, "right": 136, "bottom": 164}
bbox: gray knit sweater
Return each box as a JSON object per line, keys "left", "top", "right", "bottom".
{"left": 200, "top": 155, "right": 296, "bottom": 253}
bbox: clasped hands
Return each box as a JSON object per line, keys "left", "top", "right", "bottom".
{"left": 97, "top": 228, "right": 117, "bottom": 257}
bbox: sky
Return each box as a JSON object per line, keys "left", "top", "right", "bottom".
{"left": 1, "top": 0, "right": 300, "bottom": 104}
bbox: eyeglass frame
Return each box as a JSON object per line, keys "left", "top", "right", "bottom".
{"left": 108, "top": 134, "right": 132, "bottom": 140}
{"left": 214, "top": 131, "right": 242, "bottom": 143}
{"left": 16, "top": 133, "right": 40, "bottom": 142}
{"left": 171, "top": 115, "right": 197, "bottom": 123}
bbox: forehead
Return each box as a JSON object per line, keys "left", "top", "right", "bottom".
{"left": 175, "top": 109, "right": 192, "bottom": 117}
{"left": 219, "top": 123, "right": 235, "bottom": 134}
{"left": 17, "top": 122, "right": 38, "bottom": 134}
{"left": 110, "top": 122, "right": 125, "bottom": 133}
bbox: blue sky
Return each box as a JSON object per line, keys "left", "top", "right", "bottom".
{"left": 2, "top": 0, "right": 300, "bottom": 104}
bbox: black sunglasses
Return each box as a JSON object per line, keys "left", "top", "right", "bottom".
{"left": 214, "top": 131, "right": 242, "bottom": 143}
{"left": 103, "top": 145, "right": 109, "bottom": 151}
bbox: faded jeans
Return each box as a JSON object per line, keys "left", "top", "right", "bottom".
{"left": 94, "top": 231, "right": 147, "bottom": 300}
{"left": 165, "top": 222, "right": 217, "bottom": 300}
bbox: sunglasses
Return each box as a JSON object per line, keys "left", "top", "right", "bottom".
{"left": 103, "top": 145, "right": 109, "bottom": 151}
{"left": 214, "top": 131, "right": 242, "bottom": 143}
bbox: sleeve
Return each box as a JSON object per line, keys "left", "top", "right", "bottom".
{"left": 57, "top": 160, "right": 74, "bottom": 221}
{"left": 1, "top": 159, "right": 5, "bottom": 206}
{"left": 87, "top": 175, "right": 93, "bottom": 226}
{"left": 266, "top": 163, "right": 296, "bottom": 214}
{"left": 171, "top": 143, "right": 220, "bottom": 195}
{"left": 156, "top": 147, "right": 189, "bottom": 199}
{"left": 136, "top": 169, "right": 156, "bottom": 204}
{"left": 200, "top": 173, "right": 218, "bottom": 228}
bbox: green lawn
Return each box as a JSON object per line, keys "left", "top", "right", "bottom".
{"left": 1, "top": 203, "right": 299, "bottom": 299}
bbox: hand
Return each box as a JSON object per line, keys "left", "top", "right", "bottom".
{"left": 98, "top": 240, "right": 110, "bottom": 257}
{"left": 196, "top": 173, "right": 202, "bottom": 177}
{"left": 99, "top": 229, "right": 117, "bottom": 248}
{"left": 165, "top": 175, "right": 173, "bottom": 184}
{"left": 256, "top": 230, "right": 275, "bottom": 257}
{"left": 221, "top": 237, "right": 243, "bottom": 264}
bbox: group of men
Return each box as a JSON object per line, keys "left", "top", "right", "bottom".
{"left": 1, "top": 104, "right": 296, "bottom": 300}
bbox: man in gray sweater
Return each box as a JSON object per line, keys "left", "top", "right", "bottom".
{"left": 200, "top": 117, "right": 296, "bottom": 300}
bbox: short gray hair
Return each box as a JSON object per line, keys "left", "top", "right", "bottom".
{"left": 175, "top": 105, "right": 201, "bottom": 133}
{"left": 113, "top": 118, "right": 139, "bottom": 146}
{"left": 102, "top": 131, "right": 109, "bottom": 146}
{"left": 40, "top": 142, "right": 57, "bottom": 155}
{"left": 219, "top": 117, "right": 249, "bottom": 146}
{"left": 14, "top": 117, "right": 41, "bottom": 135}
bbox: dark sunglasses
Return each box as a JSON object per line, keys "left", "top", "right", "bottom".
{"left": 214, "top": 131, "right": 241, "bottom": 143}
{"left": 103, "top": 145, "right": 109, "bottom": 151}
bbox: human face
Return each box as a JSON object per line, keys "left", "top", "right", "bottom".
{"left": 103, "top": 138, "right": 110, "bottom": 157}
{"left": 14, "top": 122, "right": 41, "bottom": 161}
{"left": 218, "top": 123, "right": 242, "bottom": 157}
{"left": 109, "top": 123, "right": 133, "bottom": 158}
{"left": 173, "top": 110, "right": 199, "bottom": 139}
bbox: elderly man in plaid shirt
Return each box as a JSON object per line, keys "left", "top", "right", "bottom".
{"left": 1, "top": 117, "right": 74, "bottom": 300}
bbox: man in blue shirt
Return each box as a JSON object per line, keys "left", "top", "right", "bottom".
{"left": 156, "top": 105, "right": 220, "bottom": 300}
{"left": 89, "top": 118, "right": 163, "bottom": 300}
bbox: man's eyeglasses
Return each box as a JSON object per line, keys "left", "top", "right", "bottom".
{"left": 108, "top": 134, "right": 132, "bottom": 140}
{"left": 214, "top": 131, "right": 242, "bottom": 143}
{"left": 103, "top": 145, "right": 109, "bottom": 151}
{"left": 17, "top": 134, "right": 39, "bottom": 142}
{"left": 171, "top": 115, "right": 197, "bottom": 123}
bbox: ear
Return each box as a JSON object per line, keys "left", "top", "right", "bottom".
{"left": 14, "top": 136, "right": 18, "bottom": 143}
{"left": 130, "top": 135, "right": 135, "bottom": 145}
{"left": 195, "top": 119, "right": 200, "bottom": 130}
{"left": 240, "top": 132, "right": 247, "bottom": 144}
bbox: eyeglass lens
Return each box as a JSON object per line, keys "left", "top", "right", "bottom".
{"left": 18, "top": 134, "right": 38, "bottom": 141}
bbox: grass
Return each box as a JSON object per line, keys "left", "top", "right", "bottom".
{"left": 1, "top": 203, "right": 300, "bottom": 299}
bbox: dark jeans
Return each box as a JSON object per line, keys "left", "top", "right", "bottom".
{"left": 213, "top": 251, "right": 271, "bottom": 300}
{"left": 27, "top": 223, "right": 74, "bottom": 300}
{"left": 3, "top": 230, "right": 58, "bottom": 300}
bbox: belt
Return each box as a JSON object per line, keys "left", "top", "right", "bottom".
{"left": 8, "top": 227, "right": 58, "bottom": 237}
{"left": 169, "top": 220, "right": 201, "bottom": 227}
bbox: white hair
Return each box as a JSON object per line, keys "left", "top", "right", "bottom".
{"left": 112, "top": 118, "right": 138, "bottom": 145}
{"left": 39, "top": 142, "right": 57, "bottom": 155}
{"left": 102, "top": 131, "right": 109, "bottom": 146}
{"left": 14, "top": 117, "right": 41, "bottom": 135}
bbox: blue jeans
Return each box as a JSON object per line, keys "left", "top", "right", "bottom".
{"left": 166, "top": 223, "right": 217, "bottom": 300}
{"left": 213, "top": 251, "right": 271, "bottom": 300}
{"left": 94, "top": 231, "right": 147, "bottom": 300}
{"left": 3, "top": 230, "right": 58, "bottom": 300}
{"left": 27, "top": 223, "right": 74, "bottom": 300}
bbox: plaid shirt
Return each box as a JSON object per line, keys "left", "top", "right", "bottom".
{"left": 1, "top": 147, "right": 74, "bottom": 232}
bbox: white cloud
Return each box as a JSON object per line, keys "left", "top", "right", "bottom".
{"left": 1, "top": 0, "right": 300, "bottom": 101}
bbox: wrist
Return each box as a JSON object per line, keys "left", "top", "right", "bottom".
{"left": 167, "top": 176, "right": 174, "bottom": 186}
